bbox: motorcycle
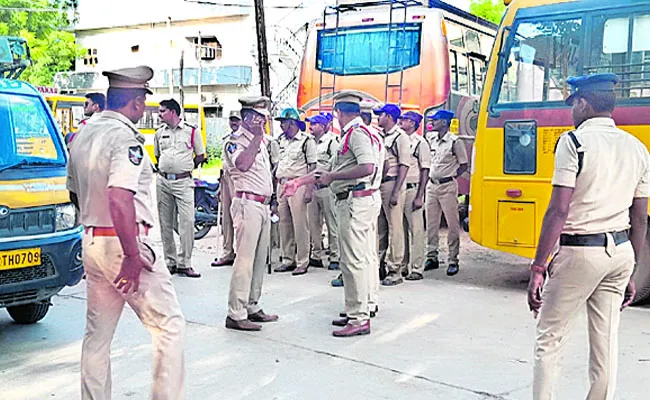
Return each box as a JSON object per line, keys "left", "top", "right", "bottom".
{"left": 193, "top": 178, "right": 220, "bottom": 240}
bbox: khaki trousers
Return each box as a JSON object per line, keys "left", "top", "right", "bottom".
{"left": 308, "top": 187, "right": 340, "bottom": 264}
{"left": 156, "top": 177, "right": 195, "bottom": 269}
{"left": 336, "top": 193, "right": 377, "bottom": 324}
{"left": 278, "top": 183, "right": 310, "bottom": 268}
{"left": 425, "top": 180, "right": 460, "bottom": 264}
{"left": 228, "top": 197, "right": 270, "bottom": 321}
{"left": 219, "top": 172, "right": 235, "bottom": 260}
{"left": 533, "top": 241, "right": 634, "bottom": 400}
{"left": 403, "top": 186, "right": 425, "bottom": 274}
{"left": 367, "top": 192, "right": 382, "bottom": 309}
{"left": 81, "top": 232, "right": 185, "bottom": 400}
{"left": 379, "top": 181, "right": 406, "bottom": 279}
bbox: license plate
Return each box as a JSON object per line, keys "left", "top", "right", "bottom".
{"left": 0, "top": 248, "right": 41, "bottom": 270}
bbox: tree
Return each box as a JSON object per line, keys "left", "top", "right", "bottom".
{"left": 469, "top": 0, "right": 507, "bottom": 25}
{"left": 0, "top": 0, "right": 83, "bottom": 85}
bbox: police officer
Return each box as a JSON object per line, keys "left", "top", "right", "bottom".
{"left": 154, "top": 98, "right": 205, "bottom": 278}
{"left": 398, "top": 111, "right": 431, "bottom": 280}
{"left": 65, "top": 92, "right": 105, "bottom": 146}
{"left": 222, "top": 96, "right": 279, "bottom": 331}
{"left": 528, "top": 74, "right": 649, "bottom": 400}
{"left": 66, "top": 66, "right": 185, "bottom": 399}
{"left": 212, "top": 110, "right": 241, "bottom": 267}
{"left": 283, "top": 93, "right": 383, "bottom": 337}
{"left": 424, "top": 110, "right": 468, "bottom": 276}
{"left": 306, "top": 113, "right": 340, "bottom": 270}
{"left": 374, "top": 103, "right": 410, "bottom": 286}
{"left": 273, "top": 108, "right": 317, "bottom": 275}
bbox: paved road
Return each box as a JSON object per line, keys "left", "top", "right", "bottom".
{"left": 1, "top": 227, "right": 649, "bottom": 399}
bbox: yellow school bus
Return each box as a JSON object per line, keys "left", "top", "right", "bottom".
{"left": 470, "top": 0, "right": 650, "bottom": 302}
{"left": 45, "top": 94, "right": 213, "bottom": 162}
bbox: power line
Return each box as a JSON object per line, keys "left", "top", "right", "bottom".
{"left": 183, "top": 0, "right": 306, "bottom": 8}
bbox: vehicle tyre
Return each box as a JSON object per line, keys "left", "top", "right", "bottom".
{"left": 7, "top": 300, "right": 51, "bottom": 324}
{"left": 632, "top": 222, "right": 650, "bottom": 304}
{"left": 194, "top": 223, "right": 211, "bottom": 240}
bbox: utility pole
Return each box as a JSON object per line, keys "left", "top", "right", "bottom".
{"left": 254, "top": 0, "right": 271, "bottom": 99}
{"left": 197, "top": 31, "right": 202, "bottom": 133}
{"left": 167, "top": 17, "right": 174, "bottom": 96}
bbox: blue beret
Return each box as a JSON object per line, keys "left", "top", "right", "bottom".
{"left": 398, "top": 111, "right": 423, "bottom": 126}
{"left": 565, "top": 73, "right": 618, "bottom": 105}
{"left": 428, "top": 109, "right": 455, "bottom": 121}
{"left": 373, "top": 104, "right": 402, "bottom": 122}
{"left": 306, "top": 114, "right": 329, "bottom": 126}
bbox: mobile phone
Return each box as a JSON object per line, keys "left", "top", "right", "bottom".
{"left": 536, "top": 287, "right": 543, "bottom": 301}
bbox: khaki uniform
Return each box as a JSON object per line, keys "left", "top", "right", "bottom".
{"left": 154, "top": 122, "right": 206, "bottom": 270}
{"left": 378, "top": 124, "right": 410, "bottom": 280}
{"left": 403, "top": 133, "right": 431, "bottom": 275}
{"left": 329, "top": 117, "right": 382, "bottom": 324}
{"left": 67, "top": 111, "right": 185, "bottom": 400}
{"left": 533, "top": 118, "right": 650, "bottom": 400}
{"left": 308, "top": 132, "right": 340, "bottom": 265}
{"left": 276, "top": 132, "right": 317, "bottom": 268}
{"left": 366, "top": 124, "right": 385, "bottom": 311}
{"left": 222, "top": 127, "right": 273, "bottom": 321}
{"left": 267, "top": 135, "right": 281, "bottom": 250}
{"left": 219, "top": 130, "right": 239, "bottom": 261}
{"left": 425, "top": 132, "right": 468, "bottom": 264}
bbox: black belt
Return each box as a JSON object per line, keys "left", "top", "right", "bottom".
{"left": 335, "top": 183, "right": 366, "bottom": 200}
{"left": 161, "top": 171, "right": 192, "bottom": 180}
{"left": 430, "top": 176, "right": 454, "bottom": 185}
{"left": 406, "top": 183, "right": 418, "bottom": 190}
{"left": 382, "top": 176, "right": 398, "bottom": 183}
{"left": 315, "top": 183, "right": 329, "bottom": 190}
{"left": 560, "top": 231, "right": 629, "bottom": 247}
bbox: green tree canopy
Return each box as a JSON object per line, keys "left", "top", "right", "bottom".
{"left": 0, "top": 0, "right": 83, "bottom": 85}
{"left": 469, "top": 0, "right": 507, "bottom": 25}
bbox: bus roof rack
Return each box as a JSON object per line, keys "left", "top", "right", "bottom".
{"left": 330, "top": 0, "right": 423, "bottom": 14}
{"left": 0, "top": 37, "right": 31, "bottom": 80}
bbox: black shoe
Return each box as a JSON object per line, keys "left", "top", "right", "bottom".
{"left": 447, "top": 264, "right": 459, "bottom": 276}
{"left": 405, "top": 272, "right": 424, "bottom": 281}
{"left": 309, "top": 258, "right": 324, "bottom": 268}
{"left": 168, "top": 265, "right": 178, "bottom": 274}
{"left": 401, "top": 269, "right": 409, "bottom": 278}
{"left": 424, "top": 259, "right": 439, "bottom": 271}
{"left": 370, "top": 305, "right": 378, "bottom": 318}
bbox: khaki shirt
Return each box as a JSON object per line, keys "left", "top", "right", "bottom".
{"left": 276, "top": 131, "right": 317, "bottom": 179}
{"left": 66, "top": 110, "right": 155, "bottom": 227}
{"left": 154, "top": 121, "right": 206, "bottom": 174}
{"left": 428, "top": 132, "right": 468, "bottom": 180}
{"left": 328, "top": 117, "right": 379, "bottom": 195}
{"left": 366, "top": 124, "right": 386, "bottom": 191}
{"left": 266, "top": 134, "right": 280, "bottom": 166}
{"left": 405, "top": 133, "right": 431, "bottom": 184}
{"left": 223, "top": 127, "right": 273, "bottom": 197}
{"left": 314, "top": 132, "right": 339, "bottom": 168}
{"left": 382, "top": 124, "right": 410, "bottom": 177}
{"left": 552, "top": 117, "right": 650, "bottom": 234}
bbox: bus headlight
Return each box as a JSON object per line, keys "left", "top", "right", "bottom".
{"left": 56, "top": 203, "right": 77, "bottom": 231}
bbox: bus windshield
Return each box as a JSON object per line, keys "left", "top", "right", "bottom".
{"left": 316, "top": 22, "right": 422, "bottom": 76}
{"left": 494, "top": 11, "right": 650, "bottom": 108}
{"left": 0, "top": 93, "right": 64, "bottom": 169}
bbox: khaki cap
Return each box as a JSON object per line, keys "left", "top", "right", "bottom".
{"left": 239, "top": 95, "right": 270, "bottom": 116}
{"left": 360, "top": 99, "right": 376, "bottom": 114}
{"left": 102, "top": 66, "right": 154, "bottom": 94}
{"left": 333, "top": 92, "right": 363, "bottom": 105}
{"left": 229, "top": 110, "right": 241, "bottom": 120}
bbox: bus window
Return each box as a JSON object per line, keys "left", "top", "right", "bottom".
{"left": 135, "top": 106, "right": 158, "bottom": 130}
{"left": 185, "top": 108, "right": 199, "bottom": 126}
{"left": 587, "top": 13, "right": 650, "bottom": 98}
{"left": 497, "top": 18, "right": 583, "bottom": 104}
{"left": 464, "top": 29, "right": 481, "bottom": 53}
{"left": 447, "top": 21, "right": 464, "bottom": 48}
{"left": 457, "top": 53, "right": 469, "bottom": 94}
{"left": 316, "top": 23, "right": 422, "bottom": 75}
{"left": 470, "top": 57, "right": 486, "bottom": 96}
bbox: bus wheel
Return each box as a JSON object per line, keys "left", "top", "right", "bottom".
{"left": 632, "top": 222, "right": 650, "bottom": 305}
{"left": 7, "top": 300, "right": 51, "bottom": 324}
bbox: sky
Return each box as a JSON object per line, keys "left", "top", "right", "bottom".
{"left": 75, "top": 0, "right": 473, "bottom": 30}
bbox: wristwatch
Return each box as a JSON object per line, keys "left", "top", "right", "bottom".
{"left": 529, "top": 260, "right": 547, "bottom": 274}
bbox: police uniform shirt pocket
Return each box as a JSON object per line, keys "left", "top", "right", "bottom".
{"left": 139, "top": 239, "right": 158, "bottom": 266}
{"left": 159, "top": 136, "right": 173, "bottom": 151}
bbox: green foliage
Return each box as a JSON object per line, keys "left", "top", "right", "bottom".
{"left": 0, "top": 0, "right": 83, "bottom": 85}
{"left": 469, "top": 0, "right": 507, "bottom": 25}
{"left": 205, "top": 144, "right": 222, "bottom": 166}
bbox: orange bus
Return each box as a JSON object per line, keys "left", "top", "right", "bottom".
{"left": 469, "top": 0, "right": 650, "bottom": 302}
{"left": 298, "top": 0, "right": 496, "bottom": 202}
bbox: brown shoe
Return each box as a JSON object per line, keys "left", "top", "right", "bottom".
{"left": 333, "top": 321, "right": 370, "bottom": 337}
{"left": 211, "top": 257, "right": 234, "bottom": 267}
{"left": 332, "top": 317, "right": 349, "bottom": 327}
{"left": 225, "top": 316, "right": 261, "bottom": 331}
{"left": 247, "top": 310, "right": 279, "bottom": 323}
{"left": 175, "top": 267, "right": 201, "bottom": 278}
{"left": 292, "top": 266, "right": 309, "bottom": 276}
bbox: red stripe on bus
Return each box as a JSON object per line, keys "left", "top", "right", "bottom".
{"left": 486, "top": 106, "right": 650, "bottom": 128}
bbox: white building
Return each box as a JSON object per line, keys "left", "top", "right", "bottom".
{"left": 55, "top": 0, "right": 334, "bottom": 116}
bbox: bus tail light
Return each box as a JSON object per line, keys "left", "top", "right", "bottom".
{"left": 506, "top": 189, "right": 522, "bottom": 198}
{"left": 412, "top": 15, "right": 425, "bottom": 20}
{"left": 362, "top": 18, "right": 374, "bottom": 23}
